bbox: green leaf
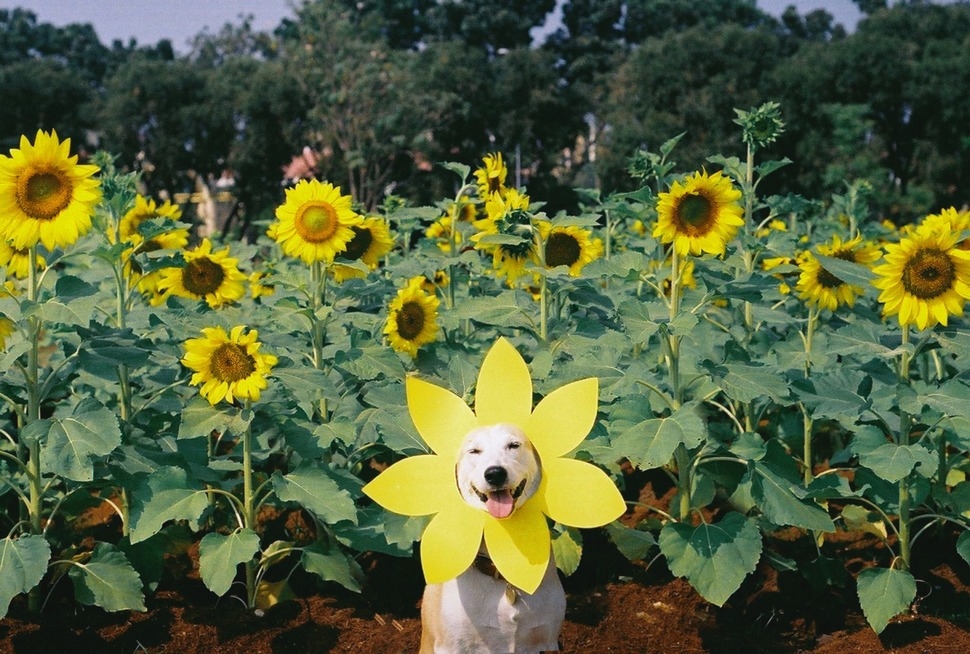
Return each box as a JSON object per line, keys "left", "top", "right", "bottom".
{"left": 0, "top": 535, "right": 51, "bottom": 618}
{"left": 68, "top": 543, "right": 146, "bottom": 612}
{"left": 749, "top": 461, "right": 835, "bottom": 532}
{"left": 272, "top": 464, "right": 358, "bottom": 525}
{"left": 815, "top": 254, "right": 876, "bottom": 287}
{"left": 26, "top": 398, "right": 122, "bottom": 482}
{"left": 440, "top": 161, "right": 470, "bottom": 182}
{"left": 606, "top": 522, "right": 657, "bottom": 561}
{"left": 177, "top": 396, "right": 253, "bottom": 439}
{"left": 271, "top": 362, "right": 341, "bottom": 418}
{"left": 856, "top": 567, "right": 916, "bottom": 634}
{"left": 198, "top": 529, "right": 261, "bottom": 598}
{"left": 301, "top": 543, "right": 363, "bottom": 592}
{"left": 716, "top": 363, "right": 792, "bottom": 404}
{"left": 333, "top": 345, "right": 405, "bottom": 381}
{"left": 851, "top": 427, "right": 937, "bottom": 482}
{"left": 612, "top": 402, "right": 705, "bottom": 470}
{"left": 551, "top": 526, "right": 583, "bottom": 577}
{"left": 801, "top": 555, "right": 849, "bottom": 593}
{"left": 78, "top": 332, "right": 152, "bottom": 379}
{"left": 617, "top": 299, "right": 659, "bottom": 344}
{"left": 128, "top": 466, "right": 210, "bottom": 544}
{"left": 34, "top": 276, "right": 99, "bottom": 326}
{"left": 957, "top": 531, "right": 970, "bottom": 569}
{"left": 659, "top": 512, "right": 762, "bottom": 606}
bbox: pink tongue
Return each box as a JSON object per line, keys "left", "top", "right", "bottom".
{"left": 486, "top": 490, "right": 514, "bottom": 518}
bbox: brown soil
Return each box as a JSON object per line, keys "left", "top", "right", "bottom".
{"left": 2, "top": 471, "right": 970, "bottom": 653}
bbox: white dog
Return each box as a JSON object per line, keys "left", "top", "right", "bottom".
{"left": 419, "top": 423, "right": 566, "bottom": 654}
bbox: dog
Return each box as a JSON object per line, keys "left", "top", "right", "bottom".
{"left": 419, "top": 423, "right": 566, "bottom": 654}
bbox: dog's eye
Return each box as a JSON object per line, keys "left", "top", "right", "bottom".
{"left": 468, "top": 448, "right": 482, "bottom": 455}
{"left": 507, "top": 442, "right": 520, "bottom": 450}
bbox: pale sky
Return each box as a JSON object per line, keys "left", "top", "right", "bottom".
{"left": 8, "top": 0, "right": 867, "bottom": 54}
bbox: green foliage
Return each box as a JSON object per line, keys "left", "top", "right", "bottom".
{"left": 856, "top": 567, "right": 917, "bottom": 634}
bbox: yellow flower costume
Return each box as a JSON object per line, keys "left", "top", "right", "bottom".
{"left": 363, "top": 338, "right": 625, "bottom": 593}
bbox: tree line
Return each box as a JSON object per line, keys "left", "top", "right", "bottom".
{"left": 2, "top": 0, "right": 968, "bottom": 226}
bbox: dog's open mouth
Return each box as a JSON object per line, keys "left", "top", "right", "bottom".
{"left": 474, "top": 479, "right": 527, "bottom": 519}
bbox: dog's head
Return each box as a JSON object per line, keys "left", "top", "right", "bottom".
{"left": 455, "top": 423, "right": 541, "bottom": 519}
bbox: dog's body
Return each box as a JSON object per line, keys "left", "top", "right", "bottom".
{"left": 419, "top": 424, "right": 565, "bottom": 654}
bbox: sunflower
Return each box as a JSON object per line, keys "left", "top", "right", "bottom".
{"left": 916, "top": 207, "right": 970, "bottom": 249}
{"left": 384, "top": 276, "right": 440, "bottom": 357}
{"left": 118, "top": 194, "right": 187, "bottom": 251}
{"left": 0, "top": 316, "right": 16, "bottom": 351}
{"left": 182, "top": 325, "right": 278, "bottom": 405}
{"left": 0, "top": 241, "right": 45, "bottom": 279}
{"left": 332, "top": 216, "right": 395, "bottom": 282}
{"left": 654, "top": 169, "right": 744, "bottom": 257}
{"left": 363, "top": 338, "right": 625, "bottom": 593}
{"left": 872, "top": 227, "right": 970, "bottom": 330}
{"left": 270, "top": 179, "right": 362, "bottom": 264}
{"left": 0, "top": 130, "right": 101, "bottom": 251}
{"left": 795, "top": 235, "right": 881, "bottom": 311}
{"left": 472, "top": 188, "right": 536, "bottom": 286}
{"left": 249, "top": 271, "right": 275, "bottom": 300}
{"left": 473, "top": 152, "right": 508, "bottom": 199}
{"left": 536, "top": 220, "right": 603, "bottom": 276}
{"left": 155, "top": 238, "right": 247, "bottom": 308}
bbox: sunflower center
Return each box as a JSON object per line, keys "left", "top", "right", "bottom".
{"left": 396, "top": 301, "right": 426, "bottom": 340}
{"left": 209, "top": 343, "right": 256, "bottom": 382}
{"left": 18, "top": 168, "right": 73, "bottom": 220}
{"left": 546, "top": 232, "right": 581, "bottom": 267}
{"left": 902, "top": 248, "right": 954, "bottom": 299}
{"left": 676, "top": 194, "right": 713, "bottom": 233}
{"left": 338, "top": 226, "right": 373, "bottom": 261}
{"left": 488, "top": 175, "right": 502, "bottom": 194}
{"left": 182, "top": 257, "right": 226, "bottom": 296}
{"left": 295, "top": 202, "right": 339, "bottom": 243}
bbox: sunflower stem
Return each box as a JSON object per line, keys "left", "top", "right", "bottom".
{"left": 242, "top": 400, "right": 258, "bottom": 608}
{"left": 24, "top": 245, "right": 43, "bottom": 614}
{"left": 666, "top": 246, "right": 692, "bottom": 521}
{"left": 801, "top": 306, "right": 819, "bottom": 485}
{"left": 898, "top": 326, "right": 913, "bottom": 570}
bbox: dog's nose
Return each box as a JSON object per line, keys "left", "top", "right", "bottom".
{"left": 484, "top": 466, "right": 507, "bottom": 486}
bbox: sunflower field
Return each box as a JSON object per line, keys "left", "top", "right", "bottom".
{"left": 2, "top": 102, "right": 970, "bottom": 639}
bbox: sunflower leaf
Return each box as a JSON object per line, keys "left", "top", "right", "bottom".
{"left": 177, "top": 396, "right": 252, "bottom": 439}
{"left": 301, "top": 543, "right": 363, "bottom": 592}
{"left": 23, "top": 398, "right": 122, "bottom": 482}
{"left": 0, "top": 535, "right": 51, "bottom": 618}
{"left": 271, "top": 464, "right": 358, "bottom": 525}
{"left": 128, "top": 466, "right": 210, "bottom": 544}
{"left": 611, "top": 401, "right": 705, "bottom": 470}
{"left": 198, "top": 529, "right": 261, "bottom": 598}
{"left": 856, "top": 567, "right": 916, "bottom": 634}
{"left": 816, "top": 254, "right": 876, "bottom": 287}
{"left": 68, "top": 542, "right": 146, "bottom": 612}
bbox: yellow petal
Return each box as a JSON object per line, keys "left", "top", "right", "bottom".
{"left": 539, "top": 458, "right": 626, "bottom": 528}
{"left": 525, "top": 377, "right": 598, "bottom": 458}
{"left": 407, "top": 375, "right": 477, "bottom": 454}
{"left": 475, "top": 338, "right": 532, "bottom": 426}
{"left": 421, "top": 502, "right": 486, "bottom": 584}
{"left": 361, "top": 454, "right": 455, "bottom": 516}
{"left": 482, "top": 501, "right": 550, "bottom": 594}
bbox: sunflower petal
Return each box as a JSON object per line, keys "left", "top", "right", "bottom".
{"left": 483, "top": 501, "right": 550, "bottom": 594}
{"left": 539, "top": 458, "right": 626, "bottom": 528}
{"left": 526, "top": 377, "right": 598, "bottom": 458}
{"left": 421, "top": 502, "right": 485, "bottom": 584}
{"left": 362, "top": 454, "right": 456, "bottom": 516}
{"left": 406, "top": 376, "right": 477, "bottom": 454}
{"left": 475, "top": 338, "right": 532, "bottom": 426}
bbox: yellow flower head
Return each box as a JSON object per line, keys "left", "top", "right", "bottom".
{"left": 270, "top": 179, "right": 363, "bottom": 264}
{"left": 248, "top": 270, "right": 275, "bottom": 300}
{"left": 474, "top": 152, "right": 508, "bottom": 199}
{"left": 384, "top": 276, "right": 440, "bottom": 357}
{"left": 363, "top": 339, "right": 625, "bottom": 593}
{"left": 654, "top": 169, "right": 744, "bottom": 256}
{"left": 182, "top": 325, "right": 278, "bottom": 406}
{"left": 536, "top": 220, "right": 603, "bottom": 276}
{"left": 118, "top": 194, "right": 187, "bottom": 251}
{"left": 155, "top": 238, "right": 247, "bottom": 308}
{"left": 872, "top": 226, "right": 970, "bottom": 330}
{"left": 332, "top": 216, "right": 395, "bottom": 282}
{"left": 795, "top": 235, "right": 881, "bottom": 311}
{"left": 472, "top": 189, "right": 536, "bottom": 286}
{"left": 916, "top": 207, "right": 970, "bottom": 250}
{"left": 0, "top": 316, "right": 16, "bottom": 351}
{"left": 426, "top": 214, "right": 464, "bottom": 254}
{"left": 0, "top": 241, "right": 45, "bottom": 279}
{"left": 0, "top": 129, "right": 101, "bottom": 251}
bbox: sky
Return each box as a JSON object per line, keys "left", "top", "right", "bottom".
{"left": 9, "top": 1, "right": 866, "bottom": 53}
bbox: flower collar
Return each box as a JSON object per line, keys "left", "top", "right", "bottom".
{"left": 362, "top": 338, "right": 625, "bottom": 593}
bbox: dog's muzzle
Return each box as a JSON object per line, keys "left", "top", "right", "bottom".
{"left": 473, "top": 478, "right": 527, "bottom": 519}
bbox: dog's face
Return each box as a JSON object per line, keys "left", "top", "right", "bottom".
{"left": 455, "top": 424, "right": 541, "bottom": 519}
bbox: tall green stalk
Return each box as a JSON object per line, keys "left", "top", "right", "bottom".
{"left": 25, "top": 244, "right": 43, "bottom": 613}
{"left": 665, "top": 246, "right": 691, "bottom": 521}
{"left": 897, "top": 326, "right": 913, "bottom": 569}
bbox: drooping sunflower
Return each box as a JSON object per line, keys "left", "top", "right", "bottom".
{"left": 473, "top": 152, "right": 508, "bottom": 199}
{"left": 536, "top": 220, "right": 603, "bottom": 276}
{"left": 0, "top": 241, "right": 45, "bottom": 279}
{"left": 872, "top": 227, "right": 970, "bottom": 330}
{"left": 0, "top": 130, "right": 101, "bottom": 251}
{"left": 363, "top": 338, "right": 625, "bottom": 593}
{"left": 472, "top": 188, "right": 536, "bottom": 286}
{"left": 795, "top": 235, "right": 882, "bottom": 312}
{"left": 182, "top": 325, "right": 278, "bottom": 405}
{"left": 332, "top": 216, "right": 395, "bottom": 282}
{"left": 654, "top": 169, "right": 744, "bottom": 257}
{"left": 384, "top": 276, "right": 440, "bottom": 357}
{"left": 270, "top": 179, "right": 362, "bottom": 264}
{"left": 155, "top": 238, "right": 247, "bottom": 308}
